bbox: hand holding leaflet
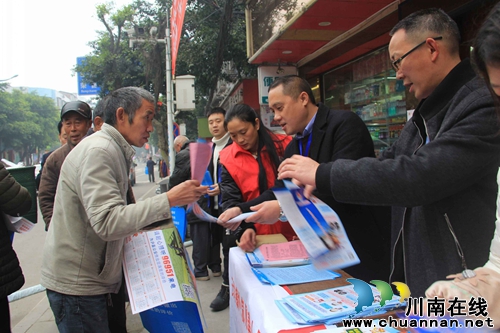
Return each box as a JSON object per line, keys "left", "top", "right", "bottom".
{"left": 190, "top": 202, "right": 255, "bottom": 224}
{"left": 272, "top": 180, "right": 359, "bottom": 271}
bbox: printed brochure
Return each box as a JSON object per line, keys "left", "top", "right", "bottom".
{"left": 122, "top": 228, "right": 204, "bottom": 332}
{"left": 272, "top": 180, "right": 360, "bottom": 271}
{"left": 246, "top": 240, "right": 311, "bottom": 268}
{"left": 277, "top": 285, "right": 404, "bottom": 325}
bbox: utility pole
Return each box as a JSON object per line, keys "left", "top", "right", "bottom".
{"left": 165, "top": 10, "right": 175, "bottom": 173}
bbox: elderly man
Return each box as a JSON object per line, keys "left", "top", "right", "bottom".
{"left": 38, "top": 101, "right": 93, "bottom": 230}
{"left": 278, "top": 8, "right": 500, "bottom": 297}
{"left": 41, "top": 87, "right": 207, "bottom": 332}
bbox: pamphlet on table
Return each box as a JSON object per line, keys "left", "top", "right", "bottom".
{"left": 276, "top": 284, "right": 403, "bottom": 325}
{"left": 246, "top": 240, "right": 310, "bottom": 268}
{"left": 273, "top": 180, "right": 360, "bottom": 271}
{"left": 251, "top": 264, "right": 340, "bottom": 285}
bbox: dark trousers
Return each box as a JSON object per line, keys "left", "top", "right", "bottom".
{"left": 221, "top": 230, "right": 239, "bottom": 286}
{"left": 0, "top": 296, "right": 11, "bottom": 333}
{"left": 148, "top": 171, "right": 155, "bottom": 182}
{"left": 47, "top": 290, "right": 111, "bottom": 333}
{"left": 107, "top": 281, "right": 127, "bottom": 333}
{"left": 47, "top": 286, "right": 127, "bottom": 333}
{"left": 190, "top": 222, "right": 223, "bottom": 277}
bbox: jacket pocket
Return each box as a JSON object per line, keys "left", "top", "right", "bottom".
{"left": 97, "top": 240, "right": 123, "bottom": 281}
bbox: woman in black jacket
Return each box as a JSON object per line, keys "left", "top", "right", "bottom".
{"left": 0, "top": 163, "right": 32, "bottom": 333}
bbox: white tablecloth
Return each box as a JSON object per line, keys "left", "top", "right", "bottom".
{"left": 229, "top": 247, "right": 327, "bottom": 333}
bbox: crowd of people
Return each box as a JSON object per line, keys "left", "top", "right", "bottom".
{"left": 2, "top": 3, "right": 500, "bottom": 332}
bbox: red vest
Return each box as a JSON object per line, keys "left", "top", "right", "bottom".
{"left": 220, "top": 134, "right": 295, "bottom": 240}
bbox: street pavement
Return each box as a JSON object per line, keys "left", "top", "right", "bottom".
{"left": 10, "top": 163, "right": 230, "bottom": 333}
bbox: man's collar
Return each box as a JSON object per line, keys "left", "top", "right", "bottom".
{"left": 295, "top": 112, "right": 317, "bottom": 140}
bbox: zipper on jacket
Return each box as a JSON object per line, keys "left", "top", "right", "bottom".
{"left": 412, "top": 120, "right": 426, "bottom": 152}
{"left": 389, "top": 208, "right": 409, "bottom": 284}
{"left": 443, "top": 213, "right": 475, "bottom": 278}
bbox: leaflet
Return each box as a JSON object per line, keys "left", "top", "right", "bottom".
{"left": 251, "top": 264, "right": 340, "bottom": 285}
{"left": 246, "top": 240, "right": 311, "bottom": 268}
{"left": 3, "top": 213, "right": 36, "bottom": 233}
{"left": 122, "top": 228, "right": 202, "bottom": 315}
{"left": 190, "top": 201, "right": 254, "bottom": 224}
{"left": 277, "top": 285, "right": 404, "bottom": 325}
{"left": 272, "top": 181, "right": 359, "bottom": 271}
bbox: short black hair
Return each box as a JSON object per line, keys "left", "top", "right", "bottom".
{"left": 57, "top": 120, "right": 63, "bottom": 134}
{"left": 390, "top": 8, "right": 460, "bottom": 55}
{"left": 268, "top": 75, "right": 316, "bottom": 105}
{"left": 206, "top": 107, "right": 226, "bottom": 118}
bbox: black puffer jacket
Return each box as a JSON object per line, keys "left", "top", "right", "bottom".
{"left": 0, "top": 163, "right": 32, "bottom": 298}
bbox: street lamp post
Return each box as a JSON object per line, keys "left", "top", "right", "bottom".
{"left": 127, "top": 22, "right": 176, "bottom": 173}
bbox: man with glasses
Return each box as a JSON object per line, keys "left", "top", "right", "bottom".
{"left": 277, "top": 8, "right": 500, "bottom": 297}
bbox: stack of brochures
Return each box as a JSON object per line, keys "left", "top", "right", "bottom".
{"left": 276, "top": 284, "right": 404, "bottom": 325}
{"left": 246, "top": 240, "right": 311, "bottom": 268}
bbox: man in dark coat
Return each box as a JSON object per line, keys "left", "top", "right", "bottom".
{"left": 220, "top": 75, "right": 392, "bottom": 283}
{"left": 146, "top": 157, "right": 156, "bottom": 182}
{"left": 278, "top": 9, "right": 500, "bottom": 297}
{"left": 0, "top": 162, "right": 32, "bottom": 333}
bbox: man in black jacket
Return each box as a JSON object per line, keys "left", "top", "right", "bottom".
{"left": 219, "top": 75, "right": 392, "bottom": 283}
{"left": 278, "top": 9, "right": 500, "bottom": 297}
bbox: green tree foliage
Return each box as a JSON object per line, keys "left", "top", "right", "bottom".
{"left": 0, "top": 88, "right": 59, "bottom": 163}
{"left": 75, "top": 0, "right": 253, "bottom": 161}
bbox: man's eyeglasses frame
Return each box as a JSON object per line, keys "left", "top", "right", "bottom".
{"left": 391, "top": 36, "right": 443, "bottom": 71}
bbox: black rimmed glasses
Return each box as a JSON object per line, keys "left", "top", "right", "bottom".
{"left": 391, "top": 36, "right": 443, "bottom": 71}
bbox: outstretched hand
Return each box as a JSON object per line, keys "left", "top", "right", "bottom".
{"left": 217, "top": 206, "right": 242, "bottom": 231}
{"left": 166, "top": 180, "right": 208, "bottom": 207}
{"left": 245, "top": 200, "right": 281, "bottom": 224}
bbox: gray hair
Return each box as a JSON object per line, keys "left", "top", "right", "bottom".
{"left": 102, "top": 87, "right": 155, "bottom": 125}
{"left": 390, "top": 8, "right": 460, "bottom": 55}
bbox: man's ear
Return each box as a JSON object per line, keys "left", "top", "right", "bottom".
{"left": 299, "top": 91, "right": 309, "bottom": 106}
{"left": 116, "top": 107, "right": 126, "bottom": 123}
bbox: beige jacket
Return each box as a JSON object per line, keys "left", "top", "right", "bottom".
{"left": 41, "top": 124, "right": 172, "bottom": 295}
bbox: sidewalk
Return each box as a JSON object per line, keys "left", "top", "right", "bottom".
{"left": 11, "top": 245, "right": 230, "bottom": 333}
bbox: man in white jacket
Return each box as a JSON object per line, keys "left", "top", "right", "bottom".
{"left": 41, "top": 87, "right": 207, "bottom": 332}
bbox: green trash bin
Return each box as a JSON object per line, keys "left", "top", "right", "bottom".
{"left": 7, "top": 166, "right": 37, "bottom": 224}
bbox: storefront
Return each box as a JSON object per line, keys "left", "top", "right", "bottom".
{"left": 245, "top": 0, "right": 498, "bottom": 154}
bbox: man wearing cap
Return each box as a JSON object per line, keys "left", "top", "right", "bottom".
{"left": 38, "top": 100, "right": 93, "bottom": 231}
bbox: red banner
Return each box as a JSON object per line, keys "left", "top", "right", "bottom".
{"left": 170, "top": 0, "right": 187, "bottom": 77}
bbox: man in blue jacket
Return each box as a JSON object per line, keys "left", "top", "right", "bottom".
{"left": 278, "top": 8, "right": 500, "bottom": 297}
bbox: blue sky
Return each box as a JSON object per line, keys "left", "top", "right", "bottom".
{"left": 0, "top": 0, "right": 134, "bottom": 94}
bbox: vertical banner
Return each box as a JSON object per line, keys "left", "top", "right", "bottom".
{"left": 170, "top": 0, "right": 187, "bottom": 77}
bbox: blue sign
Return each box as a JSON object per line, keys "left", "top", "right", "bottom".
{"left": 173, "top": 122, "right": 180, "bottom": 138}
{"left": 76, "top": 57, "right": 101, "bottom": 95}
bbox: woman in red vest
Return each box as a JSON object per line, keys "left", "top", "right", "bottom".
{"left": 219, "top": 104, "right": 295, "bottom": 250}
